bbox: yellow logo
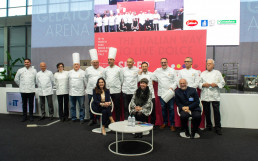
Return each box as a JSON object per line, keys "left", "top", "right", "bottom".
{"left": 177, "top": 64, "right": 181, "bottom": 68}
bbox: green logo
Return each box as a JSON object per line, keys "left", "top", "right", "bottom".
{"left": 217, "top": 20, "right": 237, "bottom": 24}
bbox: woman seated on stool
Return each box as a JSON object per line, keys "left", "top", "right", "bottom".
{"left": 92, "top": 78, "right": 115, "bottom": 135}
{"left": 129, "top": 78, "right": 152, "bottom": 138}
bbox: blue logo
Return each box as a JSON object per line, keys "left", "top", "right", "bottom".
{"left": 12, "top": 100, "right": 19, "bottom": 106}
{"left": 201, "top": 20, "right": 208, "bottom": 27}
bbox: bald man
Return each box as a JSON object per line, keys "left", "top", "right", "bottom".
{"left": 36, "top": 62, "right": 55, "bottom": 120}
{"left": 175, "top": 79, "right": 201, "bottom": 138}
{"left": 122, "top": 58, "right": 139, "bottom": 119}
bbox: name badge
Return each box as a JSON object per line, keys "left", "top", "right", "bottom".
{"left": 189, "top": 97, "right": 194, "bottom": 101}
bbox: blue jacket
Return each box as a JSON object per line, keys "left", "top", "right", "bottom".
{"left": 175, "top": 87, "right": 201, "bottom": 112}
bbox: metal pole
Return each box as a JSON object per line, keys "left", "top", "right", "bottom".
{"left": 213, "top": 46, "right": 216, "bottom": 61}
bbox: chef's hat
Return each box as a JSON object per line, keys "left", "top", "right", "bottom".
{"left": 89, "top": 49, "right": 98, "bottom": 61}
{"left": 123, "top": 8, "right": 126, "bottom": 12}
{"left": 73, "top": 52, "right": 80, "bottom": 64}
{"left": 161, "top": 89, "right": 175, "bottom": 103}
{"left": 117, "top": 9, "right": 120, "bottom": 13}
{"left": 110, "top": 10, "right": 113, "bottom": 15}
{"left": 108, "top": 47, "right": 117, "bottom": 60}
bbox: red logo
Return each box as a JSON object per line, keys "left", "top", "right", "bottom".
{"left": 186, "top": 20, "right": 198, "bottom": 26}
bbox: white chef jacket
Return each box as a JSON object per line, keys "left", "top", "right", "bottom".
{"left": 199, "top": 69, "right": 225, "bottom": 102}
{"left": 102, "top": 17, "right": 109, "bottom": 26}
{"left": 115, "top": 15, "right": 121, "bottom": 25}
{"left": 127, "top": 14, "right": 133, "bottom": 23}
{"left": 178, "top": 68, "right": 200, "bottom": 89}
{"left": 36, "top": 70, "right": 54, "bottom": 96}
{"left": 96, "top": 17, "right": 103, "bottom": 27}
{"left": 109, "top": 16, "right": 116, "bottom": 26}
{"left": 146, "top": 13, "right": 153, "bottom": 20}
{"left": 68, "top": 69, "right": 87, "bottom": 96}
{"left": 14, "top": 66, "right": 37, "bottom": 93}
{"left": 138, "top": 71, "right": 155, "bottom": 99}
{"left": 54, "top": 71, "right": 69, "bottom": 95}
{"left": 103, "top": 65, "right": 123, "bottom": 94}
{"left": 153, "top": 13, "right": 160, "bottom": 24}
{"left": 152, "top": 67, "right": 177, "bottom": 97}
{"left": 122, "top": 66, "right": 139, "bottom": 95}
{"left": 85, "top": 66, "right": 104, "bottom": 95}
{"left": 124, "top": 14, "right": 128, "bottom": 23}
{"left": 139, "top": 14, "right": 146, "bottom": 25}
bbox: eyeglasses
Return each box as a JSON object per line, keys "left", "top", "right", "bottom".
{"left": 184, "top": 61, "right": 192, "bottom": 63}
{"left": 161, "top": 62, "right": 167, "bottom": 64}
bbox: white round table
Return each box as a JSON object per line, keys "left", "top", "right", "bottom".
{"left": 108, "top": 120, "right": 153, "bottom": 156}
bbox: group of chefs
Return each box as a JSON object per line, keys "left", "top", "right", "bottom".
{"left": 14, "top": 47, "right": 225, "bottom": 137}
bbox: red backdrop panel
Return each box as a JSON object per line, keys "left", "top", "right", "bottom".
{"left": 95, "top": 30, "right": 207, "bottom": 127}
{"left": 117, "top": 1, "right": 155, "bottom": 14}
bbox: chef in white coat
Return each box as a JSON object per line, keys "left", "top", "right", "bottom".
{"left": 14, "top": 59, "right": 37, "bottom": 122}
{"left": 68, "top": 53, "right": 87, "bottom": 124}
{"left": 85, "top": 49, "right": 104, "bottom": 126}
{"left": 103, "top": 47, "right": 123, "bottom": 121}
{"left": 95, "top": 14, "right": 103, "bottom": 32}
{"left": 109, "top": 12, "right": 116, "bottom": 32}
{"left": 36, "top": 62, "right": 54, "bottom": 120}
{"left": 152, "top": 58, "right": 177, "bottom": 131}
{"left": 102, "top": 14, "right": 109, "bottom": 32}
{"left": 122, "top": 58, "right": 139, "bottom": 119}
{"left": 178, "top": 57, "right": 200, "bottom": 89}
{"left": 153, "top": 10, "right": 160, "bottom": 31}
{"left": 199, "top": 59, "right": 225, "bottom": 135}
{"left": 138, "top": 62, "right": 156, "bottom": 126}
{"left": 54, "top": 62, "right": 69, "bottom": 122}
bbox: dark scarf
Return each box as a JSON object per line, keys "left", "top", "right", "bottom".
{"left": 134, "top": 86, "right": 150, "bottom": 107}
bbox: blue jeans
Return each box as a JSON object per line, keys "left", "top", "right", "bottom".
{"left": 159, "top": 96, "right": 175, "bottom": 126}
{"left": 70, "top": 95, "right": 85, "bottom": 121}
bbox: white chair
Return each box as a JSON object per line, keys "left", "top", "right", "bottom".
{"left": 177, "top": 99, "right": 203, "bottom": 139}
{"left": 128, "top": 100, "right": 153, "bottom": 135}
{"left": 90, "top": 97, "right": 114, "bottom": 133}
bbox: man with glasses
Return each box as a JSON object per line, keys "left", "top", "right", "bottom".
{"left": 15, "top": 59, "right": 37, "bottom": 122}
{"left": 152, "top": 58, "right": 177, "bottom": 131}
{"left": 178, "top": 57, "right": 200, "bottom": 89}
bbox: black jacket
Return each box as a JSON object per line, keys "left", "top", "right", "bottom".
{"left": 92, "top": 89, "right": 111, "bottom": 109}
{"left": 175, "top": 87, "right": 201, "bottom": 112}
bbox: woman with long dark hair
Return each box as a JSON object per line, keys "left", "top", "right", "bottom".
{"left": 129, "top": 78, "right": 152, "bottom": 138}
{"left": 92, "top": 78, "right": 115, "bottom": 135}
{"left": 54, "top": 63, "right": 69, "bottom": 122}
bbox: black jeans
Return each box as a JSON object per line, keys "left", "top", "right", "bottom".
{"left": 202, "top": 101, "right": 221, "bottom": 129}
{"left": 151, "top": 98, "right": 156, "bottom": 125}
{"left": 39, "top": 95, "right": 54, "bottom": 117}
{"left": 57, "top": 94, "right": 69, "bottom": 119}
{"left": 104, "top": 25, "right": 109, "bottom": 32}
{"left": 123, "top": 93, "right": 133, "bottom": 120}
{"left": 110, "top": 93, "right": 121, "bottom": 121}
{"left": 96, "top": 26, "right": 102, "bottom": 32}
{"left": 131, "top": 111, "right": 148, "bottom": 122}
{"left": 21, "top": 93, "right": 35, "bottom": 118}
{"left": 180, "top": 110, "right": 201, "bottom": 133}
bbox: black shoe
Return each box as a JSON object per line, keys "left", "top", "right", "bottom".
{"left": 21, "top": 117, "right": 27, "bottom": 122}
{"left": 29, "top": 117, "right": 34, "bottom": 122}
{"left": 80, "top": 120, "right": 85, "bottom": 124}
{"left": 49, "top": 116, "right": 54, "bottom": 121}
{"left": 206, "top": 126, "right": 212, "bottom": 131}
{"left": 87, "top": 120, "right": 95, "bottom": 126}
{"left": 190, "top": 132, "right": 195, "bottom": 139}
{"left": 215, "top": 128, "right": 222, "bottom": 135}
{"left": 39, "top": 116, "right": 45, "bottom": 121}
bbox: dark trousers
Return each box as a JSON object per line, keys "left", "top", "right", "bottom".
{"left": 111, "top": 93, "right": 121, "bottom": 121}
{"left": 123, "top": 93, "right": 133, "bottom": 119}
{"left": 93, "top": 105, "right": 112, "bottom": 127}
{"left": 154, "top": 24, "right": 159, "bottom": 31}
{"left": 131, "top": 111, "right": 148, "bottom": 122}
{"left": 39, "top": 95, "right": 54, "bottom": 117}
{"left": 104, "top": 25, "right": 108, "bottom": 32}
{"left": 116, "top": 24, "right": 120, "bottom": 32}
{"left": 96, "top": 26, "right": 102, "bottom": 32}
{"left": 140, "top": 24, "right": 145, "bottom": 31}
{"left": 57, "top": 94, "right": 69, "bottom": 119}
{"left": 127, "top": 23, "right": 132, "bottom": 31}
{"left": 180, "top": 110, "right": 201, "bottom": 133}
{"left": 202, "top": 101, "right": 221, "bottom": 129}
{"left": 109, "top": 25, "right": 115, "bottom": 32}
{"left": 151, "top": 98, "right": 156, "bottom": 125}
{"left": 21, "top": 93, "right": 35, "bottom": 118}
